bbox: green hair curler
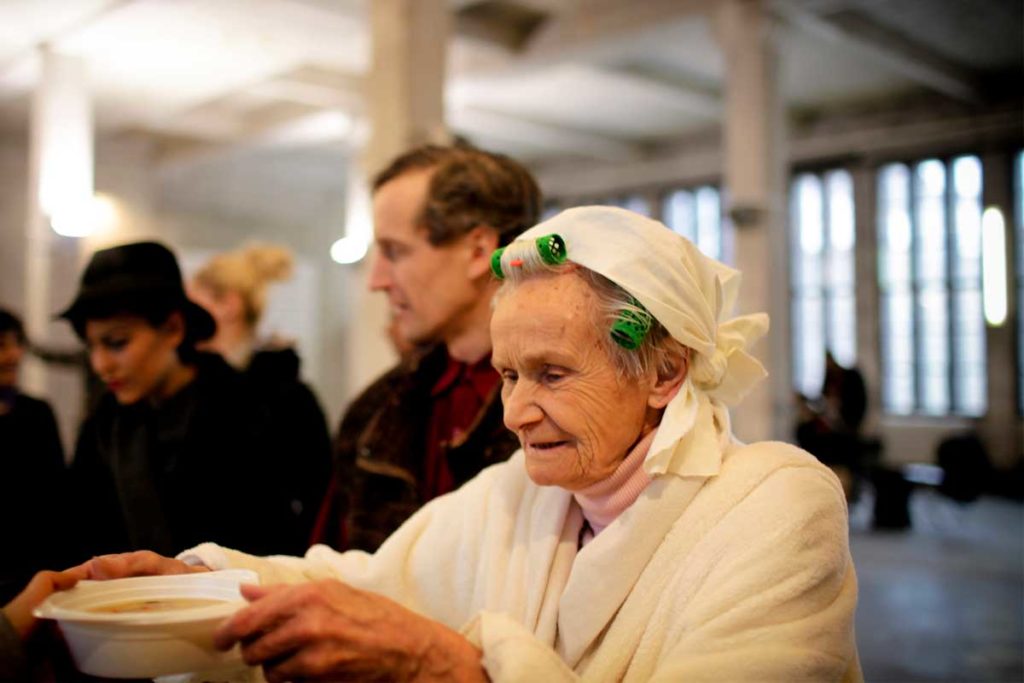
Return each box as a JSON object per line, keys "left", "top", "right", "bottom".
{"left": 490, "top": 247, "right": 507, "bottom": 280}
{"left": 610, "top": 298, "right": 652, "bottom": 350}
{"left": 536, "top": 234, "right": 567, "bottom": 266}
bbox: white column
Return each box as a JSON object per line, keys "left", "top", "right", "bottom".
{"left": 364, "top": 0, "right": 450, "bottom": 174}
{"left": 851, "top": 162, "right": 883, "bottom": 433}
{"left": 714, "top": 0, "right": 789, "bottom": 442}
{"left": 979, "top": 151, "right": 1020, "bottom": 467}
{"left": 23, "top": 48, "right": 93, "bottom": 395}
{"left": 342, "top": 0, "right": 451, "bottom": 401}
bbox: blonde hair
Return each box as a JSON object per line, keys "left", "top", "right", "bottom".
{"left": 192, "top": 243, "right": 293, "bottom": 327}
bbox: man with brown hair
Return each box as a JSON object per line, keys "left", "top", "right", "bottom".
{"left": 311, "top": 144, "right": 541, "bottom": 551}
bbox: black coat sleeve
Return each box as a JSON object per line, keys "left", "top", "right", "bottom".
{"left": 36, "top": 401, "right": 65, "bottom": 474}
{"left": 66, "top": 412, "right": 130, "bottom": 562}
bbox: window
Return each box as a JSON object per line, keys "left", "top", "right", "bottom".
{"left": 877, "top": 156, "right": 986, "bottom": 416}
{"left": 790, "top": 170, "right": 857, "bottom": 398}
{"left": 619, "top": 194, "right": 652, "bottom": 217}
{"left": 662, "top": 186, "right": 727, "bottom": 262}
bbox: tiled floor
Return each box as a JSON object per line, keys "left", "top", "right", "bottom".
{"left": 851, "top": 490, "right": 1023, "bottom": 682}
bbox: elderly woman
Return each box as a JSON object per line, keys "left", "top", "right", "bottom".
{"left": 82, "top": 208, "right": 860, "bottom": 682}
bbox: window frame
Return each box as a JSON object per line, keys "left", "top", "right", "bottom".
{"left": 659, "top": 183, "right": 730, "bottom": 263}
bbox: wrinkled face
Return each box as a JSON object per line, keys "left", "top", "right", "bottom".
{"left": 368, "top": 169, "right": 485, "bottom": 347}
{"left": 0, "top": 331, "right": 24, "bottom": 388}
{"left": 492, "top": 273, "right": 657, "bottom": 490}
{"left": 85, "top": 315, "right": 185, "bottom": 405}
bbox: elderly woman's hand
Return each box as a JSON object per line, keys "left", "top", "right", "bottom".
{"left": 214, "top": 579, "right": 487, "bottom": 683}
{"left": 85, "top": 550, "right": 209, "bottom": 579}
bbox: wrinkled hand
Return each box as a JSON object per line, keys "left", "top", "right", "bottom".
{"left": 85, "top": 550, "right": 209, "bottom": 580}
{"left": 3, "top": 566, "right": 89, "bottom": 639}
{"left": 214, "top": 580, "right": 486, "bottom": 683}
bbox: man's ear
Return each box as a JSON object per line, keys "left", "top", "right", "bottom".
{"left": 464, "top": 225, "right": 501, "bottom": 280}
{"left": 648, "top": 347, "right": 690, "bottom": 410}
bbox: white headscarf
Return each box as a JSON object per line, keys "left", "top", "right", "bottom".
{"left": 514, "top": 206, "right": 769, "bottom": 479}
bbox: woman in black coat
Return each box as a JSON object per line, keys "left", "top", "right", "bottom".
{"left": 189, "top": 243, "right": 331, "bottom": 546}
{"left": 61, "top": 241, "right": 308, "bottom": 560}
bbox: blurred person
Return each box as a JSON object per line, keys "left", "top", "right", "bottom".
{"left": 311, "top": 143, "right": 540, "bottom": 551}
{"left": 821, "top": 351, "right": 867, "bottom": 436}
{"left": 60, "top": 241, "right": 307, "bottom": 560}
{"left": 84, "top": 207, "right": 860, "bottom": 682}
{"left": 0, "top": 566, "right": 88, "bottom": 680}
{"left": 796, "top": 351, "right": 869, "bottom": 499}
{"left": 188, "top": 242, "right": 293, "bottom": 370}
{"left": 189, "top": 242, "right": 331, "bottom": 543}
{"left": 0, "top": 308, "right": 69, "bottom": 604}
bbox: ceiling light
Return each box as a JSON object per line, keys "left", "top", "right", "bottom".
{"left": 330, "top": 236, "right": 368, "bottom": 265}
{"left": 50, "top": 194, "right": 117, "bottom": 238}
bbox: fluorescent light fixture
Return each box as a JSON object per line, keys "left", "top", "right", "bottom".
{"left": 256, "top": 111, "right": 355, "bottom": 147}
{"left": 981, "top": 206, "right": 1008, "bottom": 327}
{"left": 50, "top": 194, "right": 118, "bottom": 238}
{"left": 36, "top": 50, "right": 94, "bottom": 238}
{"left": 330, "top": 236, "right": 368, "bottom": 265}
{"left": 331, "top": 165, "right": 372, "bottom": 265}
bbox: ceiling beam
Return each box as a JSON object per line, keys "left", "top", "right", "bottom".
{"left": 150, "top": 62, "right": 366, "bottom": 144}
{"left": 0, "top": 0, "right": 134, "bottom": 78}
{"left": 590, "top": 66, "right": 720, "bottom": 119}
{"left": 451, "top": 1, "right": 720, "bottom": 122}
{"left": 454, "top": 0, "right": 548, "bottom": 50}
{"left": 452, "top": 0, "right": 713, "bottom": 73}
{"left": 523, "top": 0, "right": 714, "bottom": 61}
{"left": 773, "top": 1, "right": 980, "bottom": 103}
{"left": 246, "top": 78, "right": 362, "bottom": 111}
{"left": 154, "top": 108, "right": 364, "bottom": 171}
{"left": 450, "top": 106, "right": 644, "bottom": 162}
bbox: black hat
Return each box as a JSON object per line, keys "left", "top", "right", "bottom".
{"left": 58, "top": 241, "right": 215, "bottom": 341}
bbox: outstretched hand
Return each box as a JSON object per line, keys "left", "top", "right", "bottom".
{"left": 214, "top": 580, "right": 486, "bottom": 683}
{"left": 2, "top": 566, "right": 89, "bottom": 639}
{"left": 1, "top": 551, "right": 209, "bottom": 642}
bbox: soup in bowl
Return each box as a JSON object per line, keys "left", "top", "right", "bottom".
{"left": 90, "top": 597, "right": 226, "bottom": 614}
{"left": 34, "top": 569, "right": 257, "bottom": 678}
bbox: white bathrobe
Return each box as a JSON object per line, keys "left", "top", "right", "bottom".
{"left": 182, "top": 434, "right": 861, "bottom": 682}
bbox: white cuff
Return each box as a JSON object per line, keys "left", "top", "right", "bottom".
{"left": 176, "top": 542, "right": 231, "bottom": 570}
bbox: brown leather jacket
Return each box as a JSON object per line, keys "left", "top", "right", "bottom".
{"left": 312, "top": 344, "right": 520, "bottom": 552}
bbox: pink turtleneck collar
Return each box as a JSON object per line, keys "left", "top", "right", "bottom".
{"left": 574, "top": 428, "right": 656, "bottom": 546}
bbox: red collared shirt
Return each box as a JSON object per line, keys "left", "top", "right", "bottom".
{"left": 421, "top": 353, "right": 500, "bottom": 501}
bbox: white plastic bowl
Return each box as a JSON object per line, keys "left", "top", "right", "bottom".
{"left": 34, "top": 569, "right": 258, "bottom": 679}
